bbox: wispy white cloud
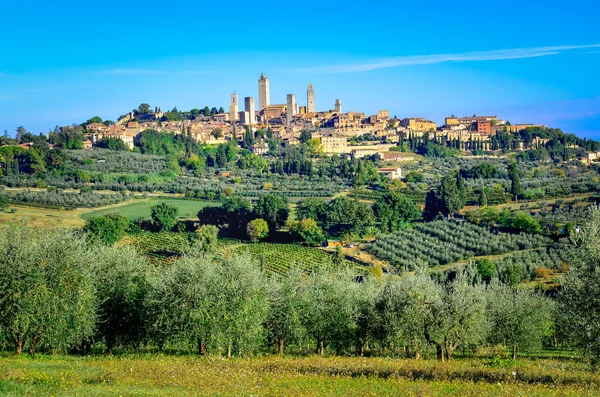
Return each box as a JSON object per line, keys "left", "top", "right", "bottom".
{"left": 292, "top": 44, "right": 600, "bottom": 73}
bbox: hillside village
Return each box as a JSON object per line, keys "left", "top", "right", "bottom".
{"left": 16, "top": 73, "right": 596, "bottom": 166}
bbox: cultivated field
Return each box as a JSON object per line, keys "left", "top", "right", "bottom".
{"left": 126, "top": 232, "right": 351, "bottom": 272}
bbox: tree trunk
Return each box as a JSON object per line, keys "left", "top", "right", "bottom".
{"left": 414, "top": 341, "right": 421, "bottom": 360}
{"left": 29, "top": 335, "right": 39, "bottom": 356}
{"left": 358, "top": 341, "right": 364, "bottom": 357}
{"left": 278, "top": 338, "right": 284, "bottom": 356}
{"left": 317, "top": 338, "right": 324, "bottom": 356}
{"left": 14, "top": 337, "right": 24, "bottom": 356}
{"left": 436, "top": 344, "right": 445, "bottom": 362}
{"left": 446, "top": 342, "right": 457, "bottom": 361}
{"left": 512, "top": 344, "right": 517, "bottom": 360}
{"left": 227, "top": 342, "right": 232, "bottom": 359}
{"left": 198, "top": 338, "right": 207, "bottom": 356}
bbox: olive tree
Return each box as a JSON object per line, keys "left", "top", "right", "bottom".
{"left": 486, "top": 282, "right": 554, "bottom": 359}
{"left": 146, "top": 255, "right": 218, "bottom": 354}
{"left": 297, "top": 266, "right": 360, "bottom": 355}
{"left": 265, "top": 268, "right": 305, "bottom": 355}
{"left": 0, "top": 225, "right": 97, "bottom": 355}
{"left": 147, "top": 254, "right": 268, "bottom": 357}
{"left": 558, "top": 208, "right": 600, "bottom": 369}
{"left": 91, "top": 245, "right": 150, "bottom": 353}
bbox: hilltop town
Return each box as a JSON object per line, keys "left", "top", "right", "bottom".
{"left": 69, "top": 73, "right": 577, "bottom": 160}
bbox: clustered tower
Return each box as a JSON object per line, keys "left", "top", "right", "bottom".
{"left": 335, "top": 99, "right": 342, "bottom": 114}
{"left": 258, "top": 73, "right": 270, "bottom": 111}
{"left": 229, "top": 93, "right": 239, "bottom": 122}
{"left": 286, "top": 94, "right": 297, "bottom": 126}
{"left": 244, "top": 97, "right": 255, "bottom": 125}
{"left": 231, "top": 74, "right": 331, "bottom": 125}
{"left": 307, "top": 84, "right": 315, "bottom": 113}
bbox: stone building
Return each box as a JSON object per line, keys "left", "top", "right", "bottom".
{"left": 320, "top": 133, "right": 348, "bottom": 154}
{"left": 400, "top": 118, "right": 437, "bottom": 133}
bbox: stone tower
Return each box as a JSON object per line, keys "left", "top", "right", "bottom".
{"left": 244, "top": 97, "right": 255, "bottom": 125}
{"left": 258, "top": 73, "right": 270, "bottom": 111}
{"left": 229, "top": 93, "right": 239, "bottom": 122}
{"left": 307, "top": 84, "right": 315, "bottom": 113}
{"left": 286, "top": 94, "right": 297, "bottom": 126}
{"left": 335, "top": 99, "right": 342, "bottom": 114}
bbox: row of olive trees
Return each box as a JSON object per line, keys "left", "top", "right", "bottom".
{"left": 0, "top": 222, "right": 552, "bottom": 360}
{"left": 2, "top": 214, "right": 600, "bottom": 366}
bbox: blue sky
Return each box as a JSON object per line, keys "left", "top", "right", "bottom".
{"left": 1, "top": 0, "right": 600, "bottom": 138}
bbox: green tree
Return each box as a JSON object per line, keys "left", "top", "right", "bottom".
{"left": 15, "top": 126, "right": 27, "bottom": 143}
{"left": 86, "top": 116, "right": 103, "bottom": 125}
{"left": 148, "top": 255, "right": 267, "bottom": 357}
{"left": 92, "top": 245, "right": 149, "bottom": 353}
{"left": 374, "top": 192, "right": 421, "bottom": 233}
{"left": 247, "top": 218, "right": 269, "bottom": 242}
{"left": 558, "top": 209, "right": 600, "bottom": 369}
{"left": 221, "top": 196, "right": 253, "bottom": 236}
{"left": 508, "top": 162, "right": 522, "bottom": 198}
{"left": 190, "top": 224, "right": 219, "bottom": 253}
{"left": 265, "top": 269, "right": 305, "bottom": 355}
{"left": 437, "top": 170, "right": 467, "bottom": 216}
{"left": 288, "top": 218, "right": 325, "bottom": 247}
{"left": 138, "top": 103, "right": 151, "bottom": 114}
{"left": 0, "top": 193, "right": 9, "bottom": 211}
{"left": 151, "top": 202, "right": 179, "bottom": 232}
{"left": 296, "top": 198, "right": 328, "bottom": 225}
{"left": 0, "top": 225, "right": 97, "bottom": 355}
{"left": 299, "top": 129, "right": 312, "bottom": 143}
{"left": 83, "top": 213, "right": 128, "bottom": 245}
{"left": 486, "top": 282, "right": 554, "bottom": 360}
{"left": 475, "top": 258, "right": 495, "bottom": 281}
{"left": 253, "top": 194, "right": 289, "bottom": 232}
{"left": 297, "top": 266, "right": 359, "bottom": 355}
{"left": 242, "top": 127, "right": 254, "bottom": 149}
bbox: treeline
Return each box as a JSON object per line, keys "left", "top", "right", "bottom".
{"left": 195, "top": 192, "right": 421, "bottom": 243}
{"left": 2, "top": 212, "right": 600, "bottom": 367}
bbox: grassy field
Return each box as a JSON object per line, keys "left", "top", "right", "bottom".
{"left": 1, "top": 355, "right": 598, "bottom": 396}
{"left": 80, "top": 198, "right": 216, "bottom": 221}
{"left": 0, "top": 199, "right": 217, "bottom": 229}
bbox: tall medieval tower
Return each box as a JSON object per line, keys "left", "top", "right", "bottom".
{"left": 307, "top": 84, "right": 315, "bottom": 113}
{"left": 335, "top": 99, "right": 342, "bottom": 114}
{"left": 286, "top": 94, "right": 297, "bottom": 126}
{"left": 229, "top": 93, "right": 239, "bottom": 122}
{"left": 258, "top": 73, "right": 270, "bottom": 111}
{"left": 244, "top": 97, "right": 256, "bottom": 125}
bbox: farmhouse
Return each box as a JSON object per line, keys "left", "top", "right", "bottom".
{"left": 378, "top": 167, "right": 402, "bottom": 180}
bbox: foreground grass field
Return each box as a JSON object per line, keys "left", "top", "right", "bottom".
{"left": 1, "top": 355, "right": 598, "bottom": 396}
